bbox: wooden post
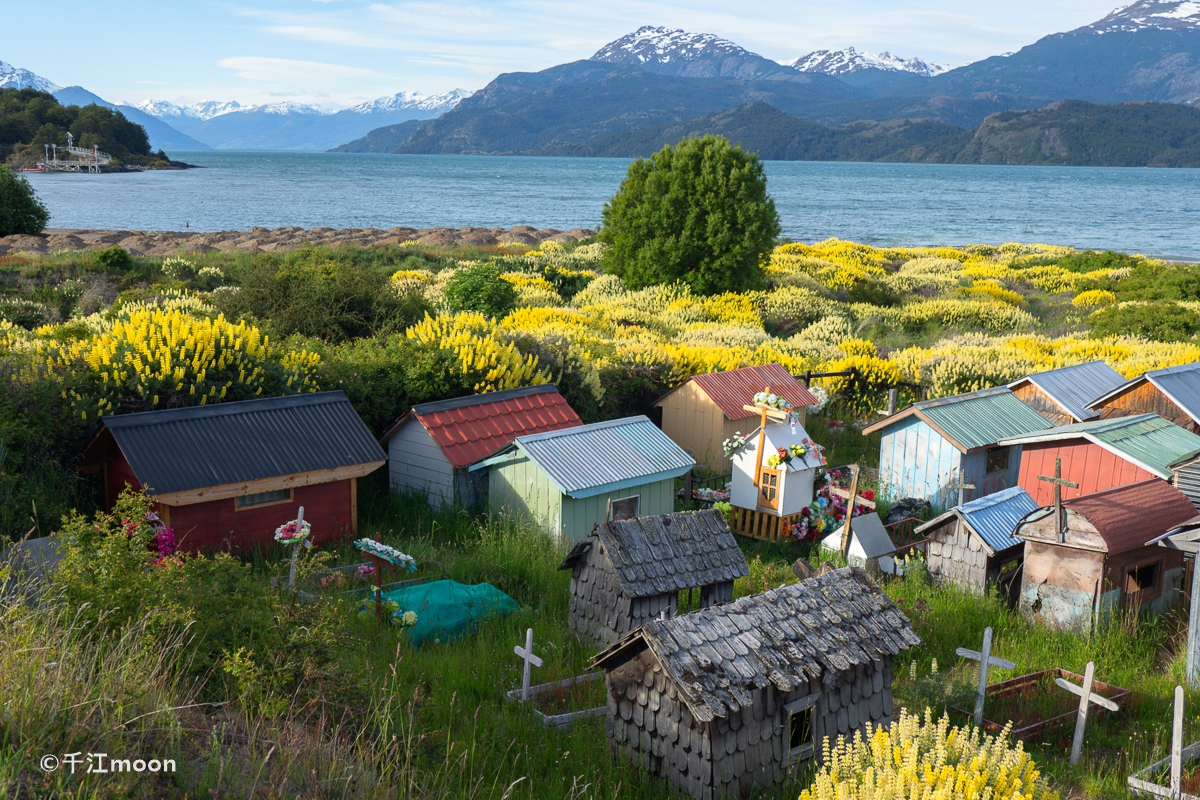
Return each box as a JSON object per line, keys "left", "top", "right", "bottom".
{"left": 683, "top": 469, "right": 693, "bottom": 504}
{"left": 742, "top": 389, "right": 788, "bottom": 490}
{"left": 1189, "top": 561, "right": 1200, "bottom": 689}
{"left": 1055, "top": 660, "right": 1119, "bottom": 765}
{"left": 956, "top": 626, "right": 1016, "bottom": 728}
{"left": 514, "top": 627, "right": 543, "bottom": 702}
{"left": 1173, "top": 685, "right": 1185, "bottom": 797}
{"left": 287, "top": 506, "right": 305, "bottom": 592}
{"left": 802, "top": 371, "right": 812, "bottom": 388}
{"left": 839, "top": 466, "right": 861, "bottom": 559}
{"left": 1037, "top": 458, "right": 1079, "bottom": 543}
{"left": 886, "top": 388, "right": 897, "bottom": 416}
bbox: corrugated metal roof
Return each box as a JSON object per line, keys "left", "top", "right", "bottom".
{"left": 959, "top": 486, "right": 1039, "bottom": 553}
{"left": 1064, "top": 479, "right": 1197, "bottom": 554}
{"left": 999, "top": 413, "right": 1200, "bottom": 478}
{"left": 397, "top": 385, "right": 581, "bottom": 469}
{"left": 913, "top": 387, "right": 1054, "bottom": 451}
{"left": 100, "top": 391, "right": 386, "bottom": 496}
{"left": 1009, "top": 361, "right": 1125, "bottom": 422}
{"left": 480, "top": 416, "right": 695, "bottom": 499}
{"left": 1088, "top": 362, "right": 1200, "bottom": 420}
{"left": 681, "top": 363, "right": 819, "bottom": 421}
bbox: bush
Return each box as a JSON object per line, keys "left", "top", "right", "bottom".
{"left": 1057, "top": 249, "right": 1141, "bottom": 274}
{"left": 0, "top": 165, "right": 50, "bottom": 236}
{"left": 600, "top": 135, "right": 780, "bottom": 295}
{"left": 1102, "top": 261, "right": 1200, "bottom": 302}
{"left": 93, "top": 245, "right": 136, "bottom": 275}
{"left": 443, "top": 260, "right": 518, "bottom": 318}
{"left": 1090, "top": 301, "right": 1200, "bottom": 342}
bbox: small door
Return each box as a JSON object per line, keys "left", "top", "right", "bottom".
{"left": 759, "top": 468, "right": 780, "bottom": 510}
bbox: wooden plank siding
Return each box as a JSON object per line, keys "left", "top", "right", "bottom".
{"left": 1011, "top": 383, "right": 1076, "bottom": 426}
{"left": 561, "top": 479, "right": 675, "bottom": 543}
{"left": 1096, "top": 381, "right": 1199, "bottom": 432}
{"left": 489, "top": 452, "right": 564, "bottom": 538}
{"left": 387, "top": 420, "right": 455, "bottom": 508}
{"left": 877, "top": 416, "right": 965, "bottom": 504}
{"left": 1017, "top": 439, "right": 1157, "bottom": 506}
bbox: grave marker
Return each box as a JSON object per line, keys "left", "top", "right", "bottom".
{"left": 1173, "top": 685, "right": 1185, "bottom": 798}
{"left": 956, "top": 626, "right": 1016, "bottom": 727}
{"left": 830, "top": 465, "right": 876, "bottom": 559}
{"left": 741, "top": 387, "right": 789, "bottom": 490}
{"left": 1055, "top": 661, "right": 1119, "bottom": 765}
{"left": 947, "top": 475, "right": 976, "bottom": 508}
{"left": 1037, "top": 458, "right": 1079, "bottom": 542}
{"left": 287, "top": 506, "right": 305, "bottom": 591}
{"left": 514, "top": 627, "right": 543, "bottom": 702}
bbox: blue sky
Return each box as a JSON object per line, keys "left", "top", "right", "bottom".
{"left": 5, "top": 0, "right": 1122, "bottom": 109}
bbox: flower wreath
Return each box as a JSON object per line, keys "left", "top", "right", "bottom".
{"left": 274, "top": 518, "right": 311, "bottom": 546}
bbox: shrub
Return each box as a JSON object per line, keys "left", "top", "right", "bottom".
{"left": 443, "top": 260, "right": 518, "bottom": 318}
{"left": 600, "top": 135, "right": 780, "bottom": 295}
{"left": 0, "top": 165, "right": 49, "bottom": 236}
{"left": 1090, "top": 301, "right": 1200, "bottom": 342}
{"left": 405, "top": 312, "right": 546, "bottom": 396}
{"left": 1057, "top": 249, "right": 1142, "bottom": 274}
{"left": 93, "top": 245, "right": 136, "bottom": 275}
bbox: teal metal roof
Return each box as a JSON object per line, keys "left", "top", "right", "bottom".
{"left": 867, "top": 387, "right": 1053, "bottom": 452}
{"left": 997, "top": 413, "right": 1200, "bottom": 479}
{"left": 469, "top": 415, "right": 695, "bottom": 499}
{"left": 917, "top": 486, "right": 1038, "bottom": 555}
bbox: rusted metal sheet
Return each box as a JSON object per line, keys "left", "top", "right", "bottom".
{"left": 1065, "top": 479, "right": 1198, "bottom": 555}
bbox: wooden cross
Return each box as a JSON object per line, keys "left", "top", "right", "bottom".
{"left": 1037, "top": 458, "right": 1079, "bottom": 543}
{"left": 741, "top": 386, "right": 789, "bottom": 489}
{"left": 1173, "top": 685, "right": 1185, "bottom": 797}
{"left": 830, "top": 465, "right": 876, "bottom": 558}
{"left": 956, "top": 626, "right": 1016, "bottom": 728}
{"left": 287, "top": 506, "right": 305, "bottom": 592}
{"left": 1055, "top": 661, "right": 1119, "bottom": 765}
{"left": 947, "top": 474, "right": 976, "bottom": 508}
{"left": 513, "top": 627, "right": 543, "bottom": 702}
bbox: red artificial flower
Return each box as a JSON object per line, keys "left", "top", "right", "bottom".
{"left": 862, "top": 490, "right": 875, "bottom": 501}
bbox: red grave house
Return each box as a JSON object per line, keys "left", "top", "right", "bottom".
{"left": 81, "top": 391, "right": 386, "bottom": 552}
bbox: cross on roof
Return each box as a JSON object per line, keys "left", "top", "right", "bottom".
{"left": 1037, "top": 457, "right": 1079, "bottom": 543}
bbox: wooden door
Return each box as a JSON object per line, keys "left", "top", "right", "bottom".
{"left": 759, "top": 468, "right": 781, "bottom": 510}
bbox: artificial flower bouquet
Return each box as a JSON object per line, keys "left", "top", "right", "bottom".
{"left": 722, "top": 431, "right": 748, "bottom": 457}
{"left": 752, "top": 391, "right": 794, "bottom": 414}
{"left": 353, "top": 538, "right": 418, "bottom": 572}
{"left": 274, "top": 518, "right": 311, "bottom": 546}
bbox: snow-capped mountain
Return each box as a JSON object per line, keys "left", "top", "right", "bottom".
{"left": 134, "top": 99, "right": 244, "bottom": 122}
{"left": 1087, "top": 0, "right": 1200, "bottom": 32}
{"left": 786, "top": 47, "right": 951, "bottom": 77}
{"left": 0, "top": 60, "right": 61, "bottom": 92}
{"left": 349, "top": 89, "right": 470, "bottom": 115}
{"left": 591, "top": 26, "right": 802, "bottom": 80}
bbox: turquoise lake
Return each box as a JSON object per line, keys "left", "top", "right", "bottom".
{"left": 23, "top": 151, "right": 1200, "bottom": 260}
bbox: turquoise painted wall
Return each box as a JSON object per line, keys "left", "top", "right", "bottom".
{"left": 877, "top": 417, "right": 964, "bottom": 505}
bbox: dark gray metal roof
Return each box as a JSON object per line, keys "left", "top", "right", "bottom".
{"left": 100, "top": 391, "right": 385, "bottom": 495}
{"left": 559, "top": 510, "right": 749, "bottom": 597}
{"left": 917, "top": 486, "right": 1037, "bottom": 554}
{"left": 592, "top": 566, "right": 919, "bottom": 722}
{"left": 1009, "top": 361, "right": 1125, "bottom": 422}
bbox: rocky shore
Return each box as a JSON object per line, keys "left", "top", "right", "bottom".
{"left": 0, "top": 225, "right": 597, "bottom": 257}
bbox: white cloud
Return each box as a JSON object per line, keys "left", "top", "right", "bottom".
{"left": 216, "top": 56, "right": 380, "bottom": 83}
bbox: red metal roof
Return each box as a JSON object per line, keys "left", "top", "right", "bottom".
{"left": 688, "top": 363, "right": 819, "bottom": 421}
{"left": 412, "top": 386, "right": 582, "bottom": 469}
{"left": 1065, "top": 478, "right": 1198, "bottom": 555}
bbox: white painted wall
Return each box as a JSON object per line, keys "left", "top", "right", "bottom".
{"left": 730, "top": 419, "right": 822, "bottom": 516}
{"left": 387, "top": 421, "right": 455, "bottom": 508}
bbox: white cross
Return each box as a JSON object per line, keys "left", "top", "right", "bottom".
{"left": 513, "top": 627, "right": 543, "bottom": 702}
{"left": 1055, "top": 661, "right": 1119, "bottom": 765}
{"left": 1172, "top": 685, "right": 1185, "bottom": 797}
{"left": 956, "top": 626, "right": 1016, "bottom": 728}
{"left": 287, "top": 506, "right": 305, "bottom": 592}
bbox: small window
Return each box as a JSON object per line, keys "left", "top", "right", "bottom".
{"left": 610, "top": 495, "right": 640, "bottom": 521}
{"left": 759, "top": 469, "right": 780, "bottom": 510}
{"left": 985, "top": 446, "right": 1010, "bottom": 476}
{"left": 785, "top": 692, "right": 820, "bottom": 763}
{"left": 236, "top": 489, "right": 292, "bottom": 510}
{"left": 1125, "top": 559, "right": 1163, "bottom": 602}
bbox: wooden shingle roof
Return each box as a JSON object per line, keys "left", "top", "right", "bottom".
{"left": 592, "top": 567, "right": 919, "bottom": 722}
{"left": 558, "top": 509, "right": 749, "bottom": 597}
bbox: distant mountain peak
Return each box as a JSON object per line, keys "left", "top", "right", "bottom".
{"left": 785, "top": 47, "right": 950, "bottom": 77}
{"left": 1087, "top": 0, "right": 1200, "bottom": 32}
{"left": 348, "top": 89, "right": 471, "bottom": 115}
{"left": 135, "top": 99, "right": 243, "bottom": 121}
{"left": 0, "top": 60, "right": 61, "bottom": 93}
{"left": 592, "top": 25, "right": 804, "bottom": 80}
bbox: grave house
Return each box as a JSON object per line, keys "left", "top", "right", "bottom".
{"left": 558, "top": 509, "right": 750, "bottom": 647}
{"left": 1088, "top": 362, "right": 1200, "bottom": 432}
{"left": 79, "top": 391, "right": 386, "bottom": 552}
{"left": 654, "top": 363, "right": 818, "bottom": 472}
{"left": 378, "top": 385, "right": 581, "bottom": 510}
{"left": 914, "top": 486, "right": 1039, "bottom": 595}
{"left": 1008, "top": 361, "right": 1126, "bottom": 426}
{"left": 1013, "top": 478, "right": 1197, "bottom": 632}
{"left": 996, "top": 413, "right": 1200, "bottom": 506}
{"left": 820, "top": 512, "right": 901, "bottom": 575}
{"left": 726, "top": 410, "right": 826, "bottom": 538}
{"left": 590, "top": 567, "right": 920, "bottom": 800}
{"left": 469, "top": 415, "right": 695, "bottom": 543}
{"left": 861, "top": 387, "right": 1052, "bottom": 506}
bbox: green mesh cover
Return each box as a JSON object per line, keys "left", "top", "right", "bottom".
{"left": 368, "top": 579, "right": 520, "bottom": 647}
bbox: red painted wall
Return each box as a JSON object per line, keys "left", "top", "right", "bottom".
{"left": 104, "top": 447, "right": 354, "bottom": 553}
{"left": 1017, "top": 439, "right": 1157, "bottom": 506}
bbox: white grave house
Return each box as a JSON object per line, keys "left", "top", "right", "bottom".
{"left": 727, "top": 390, "right": 826, "bottom": 538}
{"left": 820, "top": 513, "right": 902, "bottom": 575}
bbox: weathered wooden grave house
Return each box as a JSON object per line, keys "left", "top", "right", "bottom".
{"left": 997, "top": 413, "right": 1200, "bottom": 506}
{"left": 861, "top": 387, "right": 1052, "bottom": 506}
{"left": 1008, "top": 361, "right": 1126, "bottom": 426}
{"left": 81, "top": 391, "right": 386, "bottom": 552}
{"left": 469, "top": 416, "right": 695, "bottom": 542}
{"left": 1013, "top": 478, "right": 1197, "bottom": 631}
{"left": 379, "top": 385, "right": 581, "bottom": 510}
{"left": 655, "top": 363, "right": 818, "bottom": 471}
{"left": 1088, "top": 362, "right": 1200, "bottom": 432}
{"left": 914, "top": 486, "right": 1038, "bottom": 595}
{"left": 558, "top": 509, "right": 750, "bottom": 647}
{"left": 591, "top": 567, "right": 919, "bottom": 800}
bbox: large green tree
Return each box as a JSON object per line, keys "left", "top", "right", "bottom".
{"left": 0, "top": 165, "right": 49, "bottom": 236}
{"left": 600, "top": 135, "right": 780, "bottom": 294}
